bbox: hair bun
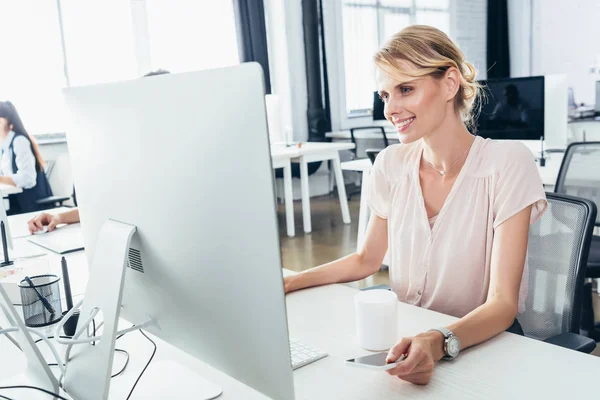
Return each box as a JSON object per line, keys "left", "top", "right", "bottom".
{"left": 462, "top": 61, "right": 477, "bottom": 83}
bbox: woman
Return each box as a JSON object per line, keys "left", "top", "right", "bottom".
{"left": 0, "top": 101, "right": 53, "bottom": 214}
{"left": 284, "top": 26, "right": 546, "bottom": 385}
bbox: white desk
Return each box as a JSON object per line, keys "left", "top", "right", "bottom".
{"left": 271, "top": 142, "right": 356, "bottom": 234}
{"left": 0, "top": 183, "right": 22, "bottom": 197}
{"left": 293, "top": 142, "right": 355, "bottom": 233}
{"left": 271, "top": 147, "right": 300, "bottom": 237}
{"left": 343, "top": 152, "right": 564, "bottom": 254}
{"left": 2, "top": 261, "right": 599, "bottom": 399}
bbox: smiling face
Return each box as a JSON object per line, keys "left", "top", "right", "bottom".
{"left": 376, "top": 62, "right": 456, "bottom": 144}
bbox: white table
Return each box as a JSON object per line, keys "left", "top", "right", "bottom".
{"left": 0, "top": 183, "right": 22, "bottom": 197}
{"left": 2, "top": 262, "right": 599, "bottom": 399}
{"left": 271, "top": 142, "right": 356, "bottom": 235}
{"left": 293, "top": 142, "right": 355, "bottom": 233}
{"left": 271, "top": 146, "right": 300, "bottom": 237}
{"left": 343, "top": 152, "right": 564, "bottom": 254}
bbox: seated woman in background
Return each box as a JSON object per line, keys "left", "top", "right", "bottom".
{"left": 0, "top": 101, "right": 53, "bottom": 214}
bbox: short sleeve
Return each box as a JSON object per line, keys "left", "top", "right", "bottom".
{"left": 367, "top": 148, "right": 391, "bottom": 219}
{"left": 493, "top": 143, "right": 547, "bottom": 229}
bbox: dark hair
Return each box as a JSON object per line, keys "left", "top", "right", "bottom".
{"left": 0, "top": 101, "right": 45, "bottom": 172}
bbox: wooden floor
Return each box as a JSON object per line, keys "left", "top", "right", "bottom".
{"left": 276, "top": 193, "right": 600, "bottom": 355}
{"left": 276, "top": 191, "right": 388, "bottom": 289}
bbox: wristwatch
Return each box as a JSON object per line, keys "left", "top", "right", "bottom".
{"left": 428, "top": 327, "right": 460, "bottom": 360}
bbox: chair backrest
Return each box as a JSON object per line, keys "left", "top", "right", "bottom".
{"left": 47, "top": 153, "right": 74, "bottom": 202}
{"left": 349, "top": 127, "right": 389, "bottom": 157}
{"left": 366, "top": 149, "right": 381, "bottom": 164}
{"left": 518, "top": 193, "right": 596, "bottom": 340}
{"left": 554, "top": 141, "right": 600, "bottom": 225}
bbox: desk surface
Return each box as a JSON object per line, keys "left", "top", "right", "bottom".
{"left": 2, "top": 216, "right": 600, "bottom": 399}
{"left": 3, "top": 260, "right": 600, "bottom": 399}
{"left": 0, "top": 183, "right": 22, "bottom": 197}
{"left": 271, "top": 142, "right": 355, "bottom": 160}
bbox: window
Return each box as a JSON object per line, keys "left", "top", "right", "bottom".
{"left": 60, "top": 0, "right": 138, "bottom": 87}
{"left": 0, "top": 1, "right": 66, "bottom": 135}
{"left": 0, "top": 0, "right": 240, "bottom": 135}
{"left": 145, "top": 0, "right": 239, "bottom": 74}
{"left": 341, "top": 0, "right": 450, "bottom": 115}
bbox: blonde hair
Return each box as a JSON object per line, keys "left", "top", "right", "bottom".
{"left": 374, "top": 25, "right": 483, "bottom": 132}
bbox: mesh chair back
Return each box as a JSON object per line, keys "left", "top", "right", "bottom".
{"left": 555, "top": 142, "right": 600, "bottom": 225}
{"left": 518, "top": 193, "right": 596, "bottom": 340}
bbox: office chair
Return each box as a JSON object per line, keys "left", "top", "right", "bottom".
{"left": 362, "top": 193, "right": 597, "bottom": 353}
{"left": 36, "top": 153, "right": 72, "bottom": 209}
{"left": 518, "top": 193, "right": 596, "bottom": 352}
{"left": 366, "top": 149, "right": 381, "bottom": 165}
{"left": 554, "top": 141, "right": 600, "bottom": 341}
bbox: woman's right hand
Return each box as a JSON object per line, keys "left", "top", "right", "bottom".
{"left": 27, "top": 213, "right": 61, "bottom": 234}
{"left": 283, "top": 276, "right": 294, "bottom": 294}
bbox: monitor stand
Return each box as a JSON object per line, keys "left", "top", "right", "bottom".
{"left": 61, "top": 219, "right": 223, "bottom": 400}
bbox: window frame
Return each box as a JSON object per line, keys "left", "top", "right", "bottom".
{"left": 323, "top": 0, "right": 451, "bottom": 131}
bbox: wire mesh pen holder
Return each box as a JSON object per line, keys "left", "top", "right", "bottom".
{"left": 18, "top": 274, "right": 63, "bottom": 328}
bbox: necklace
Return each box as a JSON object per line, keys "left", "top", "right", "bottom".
{"left": 424, "top": 136, "right": 475, "bottom": 176}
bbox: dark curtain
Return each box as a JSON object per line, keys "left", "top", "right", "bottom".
{"left": 487, "top": 0, "right": 511, "bottom": 78}
{"left": 233, "top": 0, "right": 272, "bottom": 93}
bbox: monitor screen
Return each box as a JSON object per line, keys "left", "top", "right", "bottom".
{"left": 373, "top": 91, "right": 386, "bottom": 120}
{"left": 475, "top": 76, "right": 545, "bottom": 140}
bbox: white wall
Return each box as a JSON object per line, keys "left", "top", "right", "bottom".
{"left": 510, "top": 0, "right": 600, "bottom": 104}
{"left": 451, "top": 0, "right": 488, "bottom": 80}
{"left": 508, "top": 0, "right": 532, "bottom": 77}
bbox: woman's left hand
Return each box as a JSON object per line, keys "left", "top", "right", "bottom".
{"left": 385, "top": 331, "right": 445, "bottom": 385}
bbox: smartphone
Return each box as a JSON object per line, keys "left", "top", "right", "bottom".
{"left": 346, "top": 352, "right": 405, "bottom": 371}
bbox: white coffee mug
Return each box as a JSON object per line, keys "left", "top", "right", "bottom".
{"left": 354, "top": 289, "right": 398, "bottom": 351}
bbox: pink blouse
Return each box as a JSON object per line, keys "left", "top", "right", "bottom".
{"left": 367, "top": 136, "right": 547, "bottom": 318}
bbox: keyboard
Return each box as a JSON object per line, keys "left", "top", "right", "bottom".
{"left": 289, "top": 339, "right": 328, "bottom": 370}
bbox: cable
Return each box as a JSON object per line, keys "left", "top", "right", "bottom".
{"left": 47, "top": 348, "right": 130, "bottom": 378}
{"left": 0, "top": 394, "right": 13, "bottom": 400}
{"left": 56, "top": 317, "right": 154, "bottom": 345}
{"left": 126, "top": 330, "right": 157, "bottom": 400}
{"left": 0, "top": 385, "right": 69, "bottom": 400}
{"left": 34, "top": 335, "right": 72, "bottom": 344}
{"left": 111, "top": 349, "right": 130, "bottom": 378}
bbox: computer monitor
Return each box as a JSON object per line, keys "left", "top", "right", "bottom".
{"left": 372, "top": 91, "right": 386, "bottom": 121}
{"left": 62, "top": 64, "right": 295, "bottom": 399}
{"left": 475, "top": 76, "right": 545, "bottom": 141}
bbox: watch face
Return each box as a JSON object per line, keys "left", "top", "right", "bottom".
{"left": 447, "top": 336, "right": 460, "bottom": 357}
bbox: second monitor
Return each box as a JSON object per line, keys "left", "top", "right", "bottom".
{"left": 475, "top": 76, "right": 545, "bottom": 141}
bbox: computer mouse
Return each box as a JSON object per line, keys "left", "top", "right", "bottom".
{"left": 33, "top": 226, "right": 48, "bottom": 235}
